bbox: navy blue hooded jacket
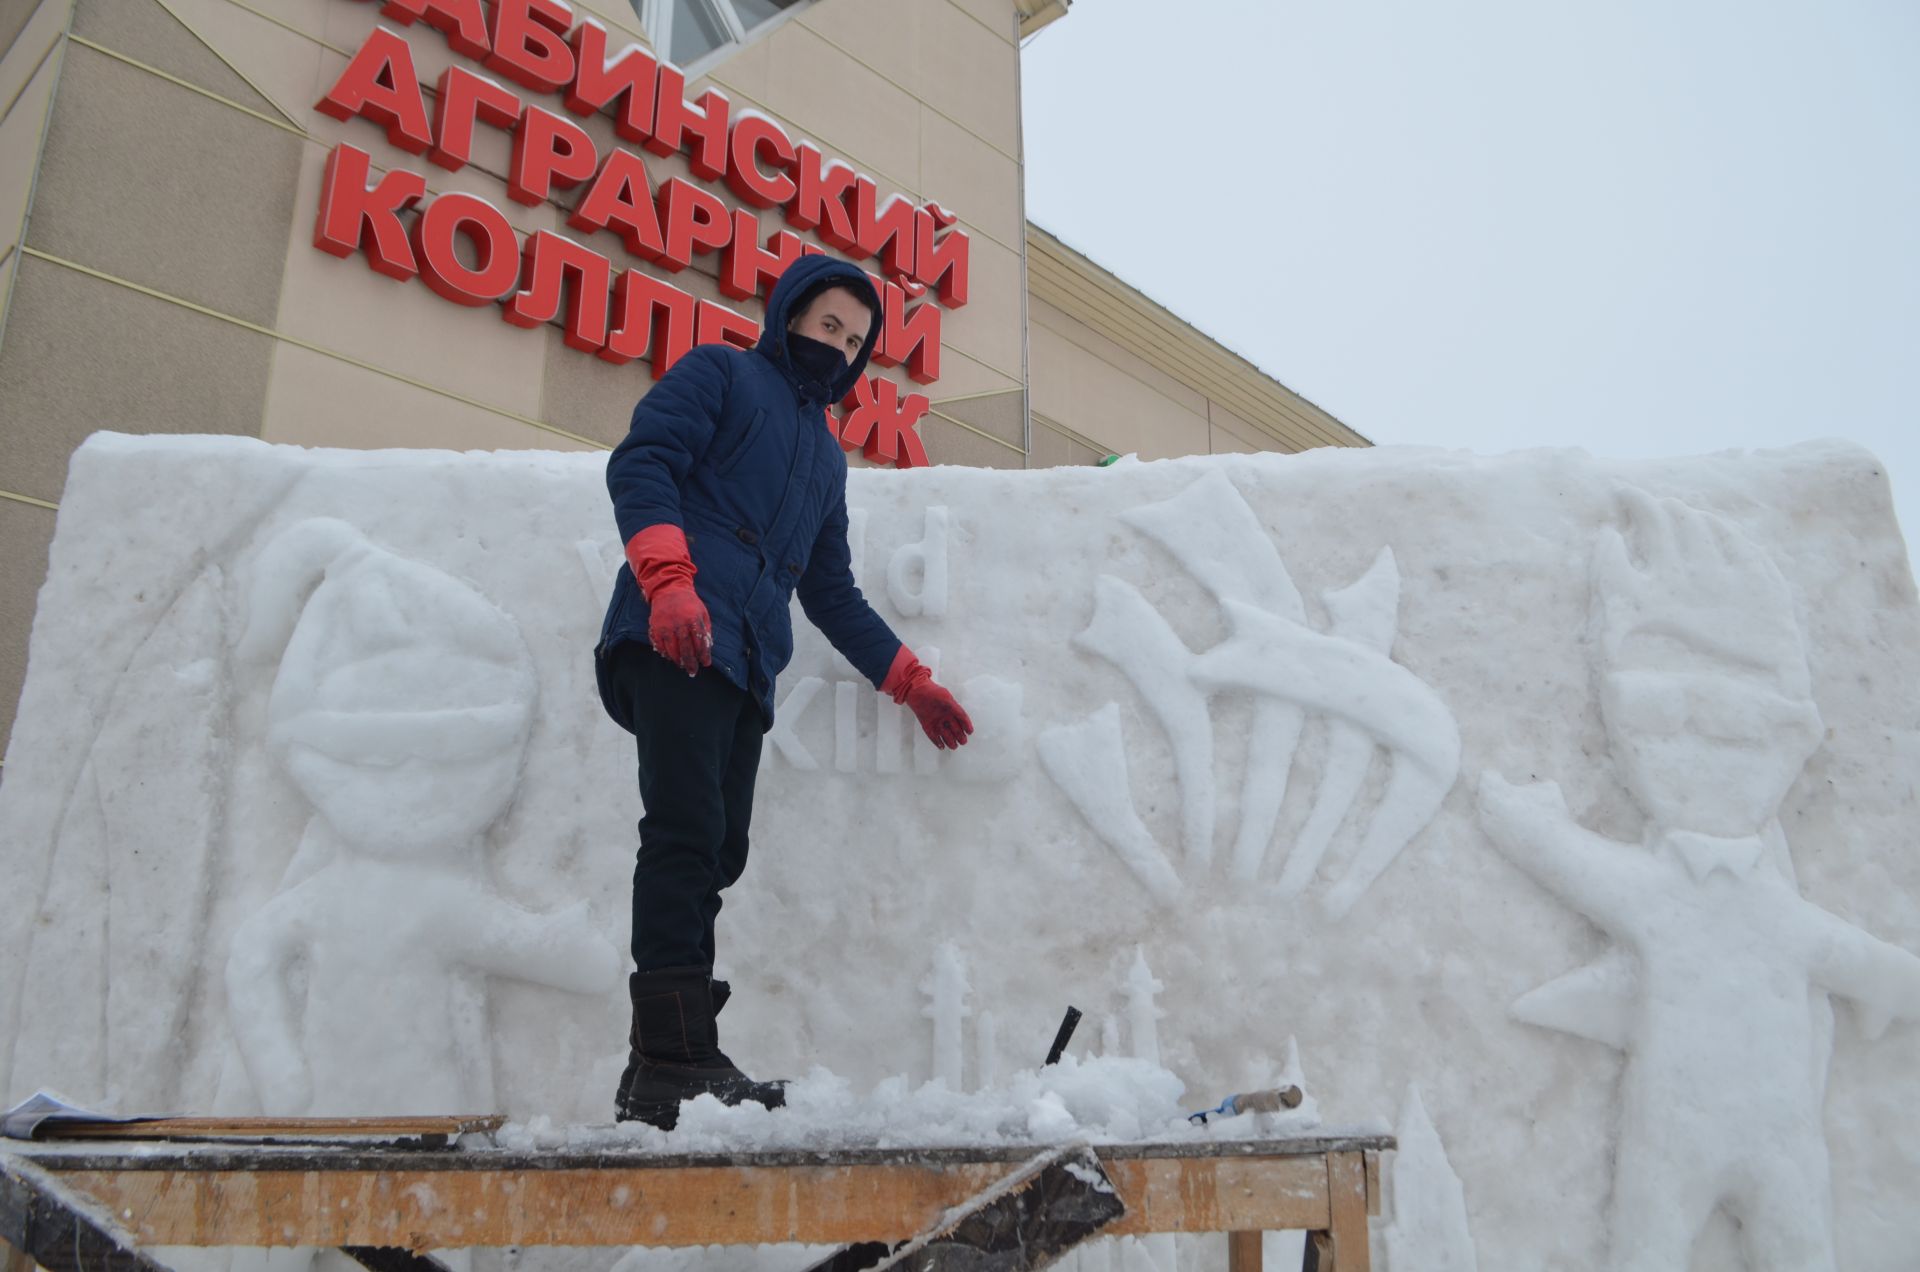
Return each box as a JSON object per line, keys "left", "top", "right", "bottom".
{"left": 596, "top": 255, "right": 903, "bottom": 730}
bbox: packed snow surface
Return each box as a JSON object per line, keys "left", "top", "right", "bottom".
{"left": 4, "top": 434, "right": 1920, "bottom": 1272}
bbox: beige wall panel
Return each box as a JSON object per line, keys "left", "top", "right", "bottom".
{"left": 0, "top": 0, "right": 66, "bottom": 124}
{"left": 1027, "top": 417, "right": 1071, "bottom": 469}
{"left": 919, "top": 105, "right": 1019, "bottom": 251}
{"left": 1208, "top": 402, "right": 1282, "bottom": 454}
{"left": 1065, "top": 437, "right": 1105, "bottom": 466}
{"left": 570, "top": 0, "right": 650, "bottom": 47}
{"left": 1209, "top": 423, "right": 1260, "bottom": 455}
{"left": 0, "top": 244, "right": 16, "bottom": 315}
{"left": 0, "top": 496, "right": 55, "bottom": 763}
{"left": 763, "top": 22, "right": 919, "bottom": 193}
{"left": 27, "top": 45, "right": 302, "bottom": 326}
{"left": 696, "top": 31, "right": 769, "bottom": 102}
{"left": 162, "top": 0, "right": 325, "bottom": 127}
{"left": 0, "top": 256, "right": 276, "bottom": 501}
{"left": 1027, "top": 318, "right": 1209, "bottom": 461}
{"left": 214, "top": 0, "right": 325, "bottom": 44}
{"left": 70, "top": 0, "right": 272, "bottom": 112}
{"left": 914, "top": 0, "right": 1017, "bottom": 155}
{"left": 918, "top": 414, "right": 1019, "bottom": 469}
{"left": 540, "top": 325, "right": 657, "bottom": 450}
{"left": 932, "top": 385, "right": 1020, "bottom": 446}
{"left": 273, "top": 142, "right": 555, "bottom": 424}
{"left": 945, "top": 0, "right": 1015, "bottom": 41}
{"left": 0, "top": 0, "right": 40, "bottom": 62}
{"left": 921, "top": 348, "right": 1021, "bottom": 401}
{"left": 795, "top": 0, "right": 919, "bottom": 78}
{"left": 935, "top": 234, "right": 1022, "bottom": 381}
{"left": 0, "top": 28, "right": 59, "bottom": 257}
{"left": 1028, "top": 296, "right": 1208, "bottom": 417}
{"left": 259, "top": 341, "right": 592, "bottom": 452}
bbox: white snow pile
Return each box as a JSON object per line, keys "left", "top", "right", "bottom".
{"left": 498, "top": 1054, "right": 1219, "bottom": 1154}
{"left": 4, "top": 432, "right": 1920, "bottom": 1272}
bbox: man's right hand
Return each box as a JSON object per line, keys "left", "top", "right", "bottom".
{"left": 625, "top": 524, "right": 712, "bottom": 677}
{"left": 648, "top": 583, "right": 712, "bottom": 677}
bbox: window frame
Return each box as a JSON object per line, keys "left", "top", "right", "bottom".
{"left": 639, "top": 0, "right": 816, "bottom": 79}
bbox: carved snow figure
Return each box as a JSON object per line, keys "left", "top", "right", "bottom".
{"left": 1041, "top": 470, "right": 1459, "bottom": 916}
{"left": 1476, "top": 489, "right": 1920, "bottom": 1272}
{"left": 225, "top": 519, "right": 620, "bottom": 1116}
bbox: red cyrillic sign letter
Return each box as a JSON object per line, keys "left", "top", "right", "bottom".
{"left": 507, "top": 105, "right": 599, "bottom": 205}
{"left": 486, "top": 0, "right": 576, "bottom": 95}
{"left": 377, "top": 0, "right": 490, "bottom": 59}
{"left": 313, "top": 143, "right": 425, "bottom": 280}
{"left": 645, "top": 66, "right": 729, "bottom": 182}
{"left": 913, "top": 206, "right": 969, "bottom": 308}
{"left": 848, "top": 176, "right": 915, "bottom": 277}
{"left": 602, "top": 269, "right": 697, "bottom": 375}
{"left": 786, "top": 143, "right": 857, "bottom": 250}
{"left": 873, "top": 279, "right": 941, "bottom": 384}
{"left": 411, "top": 192, "right": 521, "bottom": 306}
{"left": 718, "top": 212, "right": 811, "bottom": 300}
{"left": 564, "top": 21, "right": 658, "bottom": 143}
{"left": 656, "top": 177, "right": 732, "bottom": 271}
{"left": 569, "top": 148, "right": 665, "bottom": 261}
{"left": 502, "top": 230, "right": 612, "bottom": 351}
{"left": 725, "top": 112, "right": 797, "bottom": 209}
{"left": 428, "top": 65, "right": 520, "bottom": 172}
{"left": 696, "top": 299, "right": 760, "bottom": 352}
{"left": 316, "top": 27, "right": 433, "bottom": 154}
{"left": 837, "top": 376, "right": 931, "bottom": 469}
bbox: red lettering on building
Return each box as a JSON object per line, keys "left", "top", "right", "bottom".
{"left": 786, "top": 143, "right": 857, "bottom": 249}
{"left": 313, "top": 143, "right": 426, "bottom": 280}
{"left": 507, "top": 105, "right": 598, "bottom": 205}
{"left": 503, "top": 229, "right": 612, "bottom": 351}
{"left": 719, "top": 212, "right": 812, "bottom": 301}
{"left": 913, "top": 206, "right": 969, "bottom": 308}
{"left": 836, "top": 375, "right": 930, "bottom": 469}
{"left": 485, "top": 0, "right": 576, "bottom": 95}
{"left": 411, "top": 192, "right": 521, "bottom": 305}
{"left": 848, "top": 176, "right": 916, "bottom": 279}
{"left": 564, "top": 21, "right": 657, "bottom": 143}
{"left": 314, "top": 13, "right": 976, "bottom": 469}
{"left": 656, "top": 177, "right": 732, "bottom": 271}
{"left": 428, "top": 66, "right": 520, "bottom": 172}
{"left": 646, "top": 65, "right": 729, "bottom": 182}
{"left": 697, "top": 300, "right": 760, "bottom": 353}
{"left": 602, "top": 269, "right": 697, "bottom": 375}
{"left": 873, "top": 279, "right": 941, "bottom": 384}
{"left": 725, "top": 113, "right": 797, "bottom": 209}
{"left": 376, "top": 0, "right": 491, "bottom": 60}
{"left": 568, "top": 148, "right": 665, "bottom": 262}
{"left": 315, "top": 27, "right": 433, "bottom": 154}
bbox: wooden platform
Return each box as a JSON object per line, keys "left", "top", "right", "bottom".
{"left": 3, "top": 1125, "right": 1392, "bottom": 1272}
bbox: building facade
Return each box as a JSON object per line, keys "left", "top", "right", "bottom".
{"left": 0, "top": 0, "right": 1366, "bottom": 758}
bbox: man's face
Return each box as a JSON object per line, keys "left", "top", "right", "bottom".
{"left": 787, "top": 287, "right": 873, "bottom": 364}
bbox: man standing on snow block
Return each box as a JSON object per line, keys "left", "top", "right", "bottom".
{"left": 596, "top": 254, "right": 974, "bottom": 1129}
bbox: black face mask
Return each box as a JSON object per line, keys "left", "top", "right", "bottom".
{"left": 786, "top": 332, "right": 850, "bottom": 399}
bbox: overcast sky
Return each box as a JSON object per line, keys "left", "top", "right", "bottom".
{"left": 1019, "top": 0, "right": 1918, "bottom": 549}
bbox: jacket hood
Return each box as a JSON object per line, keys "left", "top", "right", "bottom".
{"left": 755, "top": 254, "right": 884, "bottom": 403}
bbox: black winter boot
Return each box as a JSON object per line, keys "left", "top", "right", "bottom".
{"left": 614, "top": 967, "right": 787, "bottom": 1130}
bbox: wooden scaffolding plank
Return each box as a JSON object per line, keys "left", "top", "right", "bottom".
{"left": 0, "top": 1157, "right": 173, "bottom": 1272}
{"left": 37, "top": 1116, "right": 504, "bottom": 1142}
{"left": 46, "top": 1153, "right": 1334, "bottom": 1249}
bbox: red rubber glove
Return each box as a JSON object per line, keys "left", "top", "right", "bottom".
{"left": 625, "top": 525, "right": 711, "bottom": 677}
{"left": 882, "top": 647, "right": 973, "bottom": 750}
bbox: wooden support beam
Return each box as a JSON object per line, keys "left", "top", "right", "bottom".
{"left": 870, "top": 1144, "right": 1124, "bottom": 1269}
{"left": 0, "top": 1159, "right": 174, "bottom": 1272}
{"left": 6, "top": 1234, "right": 40, "bottom": 1272}
{"left": 1227, "top": 1230, "right": 1263, "bottom": 1272}
{"left": 45, "top": 1152, "right": 1353, "bottom": 1249}
{"left": 1302, "top": 1151, "right": 1372, "bottom": 1272}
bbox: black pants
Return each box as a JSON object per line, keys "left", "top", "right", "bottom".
{"left": 605, "top": 643, "right": 765, "bottom": 972}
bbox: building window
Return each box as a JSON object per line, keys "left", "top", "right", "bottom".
{"left": 638, "top": 0, "right": 814, "bottom": 76}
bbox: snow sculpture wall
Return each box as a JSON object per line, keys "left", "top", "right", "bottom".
{"left": 4, "top": 434, "right": 1920, "bottom": 1271}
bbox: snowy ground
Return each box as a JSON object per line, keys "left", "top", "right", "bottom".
{"left": 4, "top": 433, "right": 1919, "bottom": 1270}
